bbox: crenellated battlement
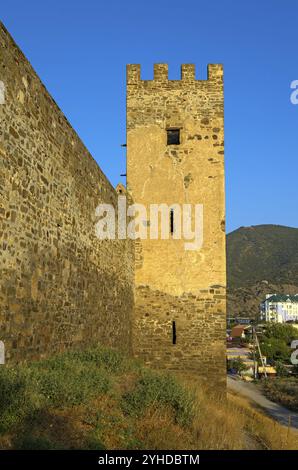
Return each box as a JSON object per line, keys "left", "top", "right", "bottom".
{"left": 127, "top": 63, "right": 223, "bottom": 84}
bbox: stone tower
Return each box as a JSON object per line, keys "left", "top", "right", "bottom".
{"left": 126, "top": 64, "right": 226, "bottom": 384}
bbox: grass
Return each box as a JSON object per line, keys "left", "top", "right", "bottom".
{"left": 122, "top": 369, "right": 194, "bottom": 426}
{"left": 262, "top": 377, "right": 298, "bottom": 412}
{"left": 0, "top": 346, "right": 297, "bottom": 450}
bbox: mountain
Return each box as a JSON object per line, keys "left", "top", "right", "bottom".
{"left": 226, "top": 225, "right": 298, "bottom": 318}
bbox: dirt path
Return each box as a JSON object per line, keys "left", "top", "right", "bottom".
{"left": 227, "top": 375, "right": 298, "bottom": 431}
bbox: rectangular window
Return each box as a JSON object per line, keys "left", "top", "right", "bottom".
{"left": 172, "top": 321, "right": 177, "bottom": 345}
{"left": 170, "top": 209, "right": 174, "bottom": 234}
{"left": 167, "top": 128, "right": 180, "bottom": 145}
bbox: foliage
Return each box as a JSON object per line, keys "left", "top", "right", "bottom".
{"left": 258, "top": 323, "right": 298, "bottom": 365}
{"left": 263, "top": 378, "right": 298, "bottom": 412}
{"left": 65, "top": 347, "right": 132, "bottom": 374}
{"left": 275, "top": 361, "right": 290, "bottom": 377}
{"left": 122, "top": 370, "right": 195, "bottom": 427}
{"left": 259, "top": 337, "right": 291, "bottom": 364}
{"left": 30, "top": 358, "right": 111, "bottom": 407}
{"left": 227, "top": 225, "right": 298, "bottom": 289}
{"left": 0, "top": 367, "right": 36, "bottom": 433}
{"left": 0, "top": 346, "right": 119, "bottom": 432}
{"left": 0, "top": 346, "right": 297, "bottom": 450}
{"left": 262, "top": 323, "right": 297, "bottom": 344}
{"left": 227, "top": 357, "right": 248, "bottom": 374}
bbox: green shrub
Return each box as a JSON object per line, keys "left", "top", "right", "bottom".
{"left": 29, "top": 353, "right": 111, "bottom": 407}
{"left": 262, "top": 323, "right": 297, "bottom": 344}
{"left": 259, "top": 337, "right": 291, "bottom": 363}
{"left": 122, "top": 370, "right": 194, "bottom": 427}
{"left": 65, "top": 346, "right": 129, "bottom": 374}
{"left": 0, "top": 367, "right": 38, "bottom": 432}
{"left": 0, "top": 347, "right": 114, "bottom": 433}
{"left": 227, "top": 357, "right": 248, "bottom": 373}
{"left": 84, "top": 433, "right": 106, "bottom": 450}
{"left": 14, "top": 435, "right": 65, "bottom": 450}
{"left": 263, "top": 378, "right": 298, "bottom": 411}
{"left": 275, "top": 361, "right": 289, "bottom": 377}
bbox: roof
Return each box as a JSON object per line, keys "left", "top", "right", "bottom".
{"left": 115, "top": 183, "right": 126, "bottom": 195}
{"left": 231, "top": 325, "right": 247, "bottom": 337}
{"left": 263, "top": 294, "right": 298, "bottom": 304}
{"left": 258, "top": 366, "right": 276, "bottom": 374}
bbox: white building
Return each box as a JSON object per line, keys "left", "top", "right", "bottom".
{"left": 260, "top": 294, "right": 298, "bottom": 323}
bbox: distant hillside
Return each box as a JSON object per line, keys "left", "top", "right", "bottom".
{"left": 227, "top": 225, "right": 298, "bottom": 318}
{"left": 227, "top": 225, "right": 298, "bottom": 289}
{"left": 227, "top": 280, "right": 298, "bottom": 318}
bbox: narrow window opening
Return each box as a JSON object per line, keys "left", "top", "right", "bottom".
{"left": 170, "top": 209, "right": 174, "bottom": 235}
{"left": 172, "top": 321, "right": 177, "bottom": 345}
{"left": 167, "top": 128, "right": 180, "bottom": 145}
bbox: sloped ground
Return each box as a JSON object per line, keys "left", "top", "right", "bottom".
{"left": 228, "top": 376, "right": 298, "bottom": 430}
{"left": 0, "top": 347, "right": 297, "bottom": 450}
{"left": 227, "top": 280, "right": 298, "bottom": 319}
{"left": 263, "top": 378, "right": 298, "bottom": 413}
{"left": 227, "top": 225, "right": 298, "bottom": 289}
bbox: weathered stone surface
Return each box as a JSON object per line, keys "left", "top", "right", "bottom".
{"left": 134, "top": 286, "right": 226, "bottom": 381}
{"left": 127, "top": 63, "right": 226, "bottom": 386}
{"left": 0, "top": 23, "right": 134, "bottom": 361}
{"left": 0, "top": 22, "right": 226, "bottom": 388}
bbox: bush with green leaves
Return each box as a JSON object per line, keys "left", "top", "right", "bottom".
{"left": 259, "top": 337, "right": 291, "bottom": 364}
{"left": 227, "top": 357, "right": 248, "bottom": 374}
{"left": 275, "top": 361, "right": 289, "bottom": 377}
{"left": 257, "top": 323, "right": 298, "bottom": 365}
{"left": 0, "top": 346, "right": 198, "bottom": 446}
{"left": 263, "top": 378, "right": 298, "bottom": 411}
{"left": 0, "top": 347, "right": 121, "bottom": 433}
{"left": 29, "top": 357, "right": 111, "bottom": 407}
{"left": 122, "top": 370, "right": 195, "bottom": 427}
{"left": 0, "top": 367, "right": 35, "bottom": 433}
{"left": 262, "top": 323, "right": 297, "bottom": 344}
{"left": 65, "top": 346, "right": 131, "bottom": 374}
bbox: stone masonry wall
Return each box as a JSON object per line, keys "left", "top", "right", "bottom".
{"left": 0, "top": 23, "right": 134, "bottom": 361}
{"left": 134, "top": 286, "right": 226, "bottom": 381}
{"left": 127, "top": 64, "right": 226, "bottom": 385}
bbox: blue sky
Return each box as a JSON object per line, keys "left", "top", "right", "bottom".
{"left": 1, "top": 0, "right": 297, "bottom": 232}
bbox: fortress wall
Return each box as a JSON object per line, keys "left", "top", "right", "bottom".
{"left": 0, "top": 23, "right": 134, "bottom": 361}
{"left": 133, "top": 286, "right": 226, "bottom": 379}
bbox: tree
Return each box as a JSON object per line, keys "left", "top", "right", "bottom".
{"left": 275, "top": 361, "right": 289, "bottom": 377}
{"left": 227, "top": 357, "right": 248, "bottom": 374}
{"left": 263, "top": 323, "right": 297, "bottom": 344}
{"left": 259, "top": 337, "right": 291, "bottom": 364}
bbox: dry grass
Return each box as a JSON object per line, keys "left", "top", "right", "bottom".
{"left": 123, "top": 386, "right": 298, "bottom": 450}
{"left": 170, "top": 375, "right": 298, "bottom": 450}
{"left": 0, "top": 347, "right": 297, "bottom": 450}
{"left": 262, "top": 378, "right": 298, "bottom": 412}
{"left": 136, "top": 407, "right": 193, "bottom": 449}
{"left": 227, "top": 392, "right": 298, "bottom": 450}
